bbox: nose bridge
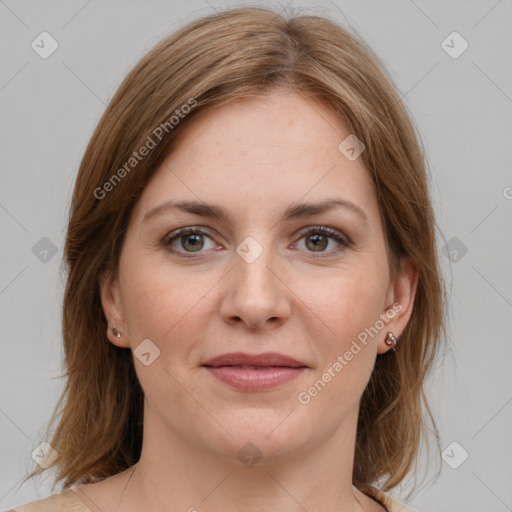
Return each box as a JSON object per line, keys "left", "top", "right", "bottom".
{"left": 220, "top": 232, "right": 290, "bottom": 329}
{"left": 234, "top": 233, "right": 278, "bottom": 293}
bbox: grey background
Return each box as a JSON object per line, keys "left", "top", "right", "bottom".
{"left": 1, "top": 0, "right": 511, "bottom": 511}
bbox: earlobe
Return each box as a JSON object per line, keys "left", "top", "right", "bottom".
{"left": 377, "top": 257, "right": 419, "bottom": 354}
{"left": 383, "top": 331, "right": 398, "bottom": 351}
{"left": 99, "top": 269, "right": 130, "bottom": 348}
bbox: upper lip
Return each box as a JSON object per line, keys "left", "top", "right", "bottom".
{"left": 202, "top": 352, "right": 308, "bottom": 368}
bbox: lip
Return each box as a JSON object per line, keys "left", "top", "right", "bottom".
{"left": 202, "top": 352, "right": 308, "bottom": 391}
{"left": 202, "top": 351, "right": 307, "bottom": 368}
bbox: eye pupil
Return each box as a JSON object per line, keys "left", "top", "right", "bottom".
{"left": 306, "top": 234, "right": 328, "bottom": 251}
{"left": 182, "top": 234, "right": 204, "bottom": 252}
{"left": 166, "top": 228, "right": 343, "bottom": 258}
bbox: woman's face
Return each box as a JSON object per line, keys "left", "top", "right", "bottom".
{"left": 101, "top": 90, "right": 416, "bottom": 463}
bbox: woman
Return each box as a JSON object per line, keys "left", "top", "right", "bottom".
{"left": 12, "top": 5, "right": 446, "bottom": 512}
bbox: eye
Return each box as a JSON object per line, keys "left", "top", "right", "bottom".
{"left": 162, "top": 227, "right": 220, "bottom": 258}
{"left": 162, "top": 225, "right": 350, "bottom": 259}
{"left": 293, "top": 226, "right": 349, "bottom": 257}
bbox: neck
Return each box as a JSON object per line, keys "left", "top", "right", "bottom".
{"left": 116, "top": 403, "right": 373, "bottom": 512}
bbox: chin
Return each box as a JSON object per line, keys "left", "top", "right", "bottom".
{"left": 194, "top": 407, "right": 317, "bottom": 465}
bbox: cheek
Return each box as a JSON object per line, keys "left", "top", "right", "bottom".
{"left": 294, "top": 261, "right": 389, "bottom": 406}
{"left": 118, "top": 255, "right": 214, "bottom": 397}
{"left": 119, "top": 250, "right": 221, "bottom": 364}
{"left": 294, "top": 276, "right": 386, "bottom": 419}
{"left": 303, "top": 265, "right": 389, "bottom": 349}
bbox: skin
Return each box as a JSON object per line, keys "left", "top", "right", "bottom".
{"left": 74, "top": 90, "right": 417, "bottom": 512}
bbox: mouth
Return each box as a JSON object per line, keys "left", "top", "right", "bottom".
{"left": 211, "top": 365, "right": 292, "bottom": 369}
{"left": 202, "top": 351, "right": 308, "bottom": 368}
{"left": 202, "top": 352, "right": 308, "bottom": 391}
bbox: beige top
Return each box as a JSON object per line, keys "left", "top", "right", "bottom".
{"left": 10, "top": 485, "right": 417, "bottom": 511}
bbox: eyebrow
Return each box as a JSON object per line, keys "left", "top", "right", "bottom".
{"left": 143, "top": 198, "right": 368, "bottom": 224}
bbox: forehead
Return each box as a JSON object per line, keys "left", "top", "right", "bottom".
{"left": 170, "top": 91, "right": 351, "bottom": 161}
{"left": 133, "top": 91, "right": 379, "bottom": 226}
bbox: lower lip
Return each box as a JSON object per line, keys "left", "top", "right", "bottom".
{"left": 203, "top": 366, "right": 306, "bottom": 391}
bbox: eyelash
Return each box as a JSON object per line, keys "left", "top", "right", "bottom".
{"left": 161, "top": 226, "right": 350, "bottom": 259}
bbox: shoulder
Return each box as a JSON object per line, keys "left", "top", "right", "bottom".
{"left": 365, "top": 485, "right": 419, "bottom": 512}
{"left": 8, "top": 488, "right": 92, "bottom": 512}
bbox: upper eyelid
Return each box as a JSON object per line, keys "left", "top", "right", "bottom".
{"left": 163, "top": 225, "right": 345, "bottom": 238}
{"left": 163, "top": 225, "right": 349, "bottom": 249}
{"left": 163, "top": 226, "right": 217, "bottom": 243}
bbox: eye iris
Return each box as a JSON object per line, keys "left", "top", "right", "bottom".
{"left": 306, "top": 233, "right": 328, "bottom": 251}
{"left": 173, "top": 230, "right": 336, "bottom": 254}
{"left": 182, "top": 233, "right": 204, "bottom": 252}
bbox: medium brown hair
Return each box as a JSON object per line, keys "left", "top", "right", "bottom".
{"left": 23, "top": 5, "right": 446, "bottom": 498}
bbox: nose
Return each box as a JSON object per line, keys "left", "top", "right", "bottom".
{"left": 218, "top": 237, "right": 291, "bottom": 331}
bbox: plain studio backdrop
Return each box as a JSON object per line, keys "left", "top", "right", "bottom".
{"left": 0, "top": 1, "right": 511, "bottom": 511}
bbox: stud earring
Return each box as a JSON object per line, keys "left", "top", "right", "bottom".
{"left": 112, "top": 326, "right": 121, "bottom": 339}
{"left": 385, "top": 331, "right": 397, "bottom": 350}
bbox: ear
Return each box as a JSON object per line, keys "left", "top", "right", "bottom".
{"left": 377, "top": 256, "right": 419, "bottom": 355}
{"left": 99, "top": 268, "right": 130, "bottom": 348}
